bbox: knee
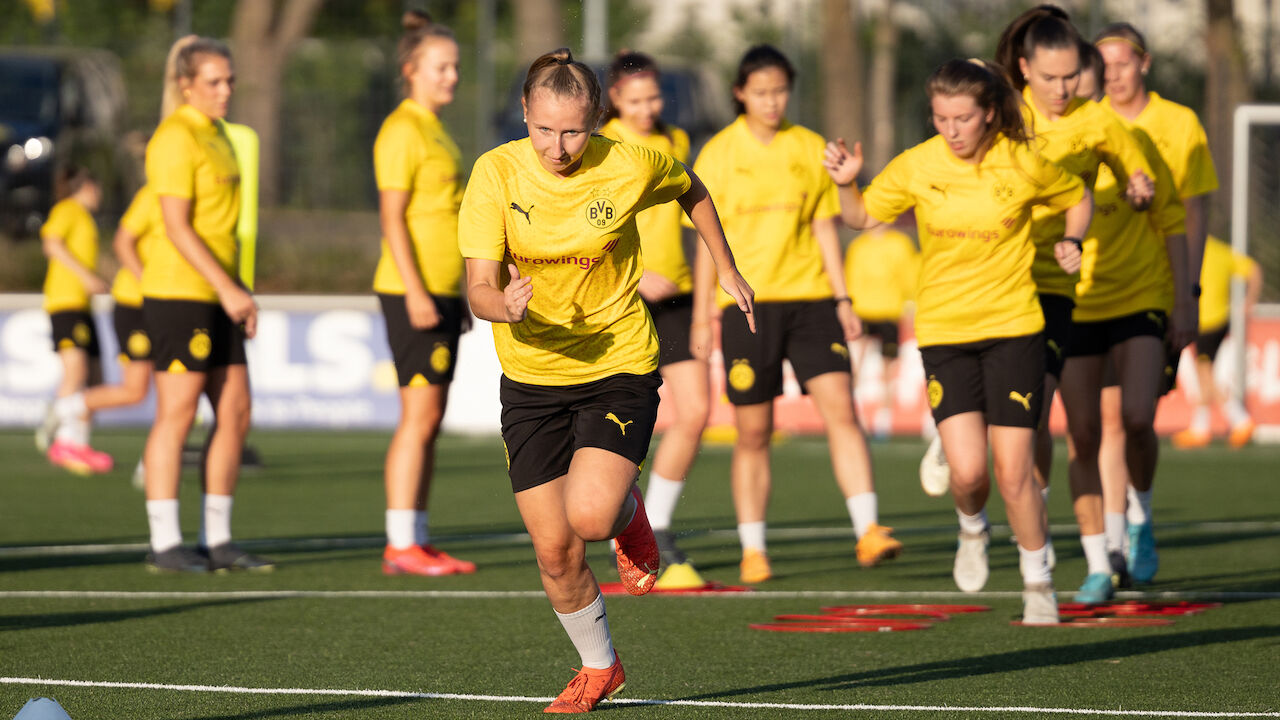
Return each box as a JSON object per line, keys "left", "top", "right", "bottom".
{"left": 534, "top": 544, "right": 585, "bottom": 582}
{"left": 675, "top": 397, "right": 710, "bottom": 434}
{"left": 949, "top": 461, "right": 989, "bottom": 496}
{"left": 400, "top": 407, "right": 445, "bottom": 441}
{"left": 1068, "top": 423, "right": 1101, "bottom": 459}
{"left": 1121, "top": 403, "right": 1155, "bottom": 438}
{"left": 735, "top": 424, "right": 771, "bottom": 451}
{"left": 565, "top": 506, "right": 616, "bottom": 543}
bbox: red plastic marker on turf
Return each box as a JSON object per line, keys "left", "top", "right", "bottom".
{"left": 598, "top": 581, "right": 751, "bottom": 596}
{"left": 751, "top": 620, "right": 931, "bottom": 633}
{"left": 822, "top": 604, "right": 991, "bottom": 616}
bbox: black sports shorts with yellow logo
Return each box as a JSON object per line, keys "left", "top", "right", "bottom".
{"left": 644, "top": 293, "right": 696, "bottom": 368}
{"left": 143, "top": 298, "right": 246, "bottom": 373}
{"left": 1038, "top": 293, "right": 1074, "bottom": 381}
{"left": 499, "top": 372, "right": 661, "bottom": 493}
{"left": 112, "top": 303, "right": 152, "bottom": 363}
{"left": 919, "top": 333, "right": 1044, "bottom": 428}
{"left": 49, "top": 310, "right": 100, "bottom": 357}
{"left": 720, "top": 300, "right": 850, "bottom": 406}
{"left": 378, "top": 293, "right": 462, "bottom": 387}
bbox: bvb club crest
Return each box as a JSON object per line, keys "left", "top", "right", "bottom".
{"left": 729, "top": 358, "right": 756, "bottom": 392}
{"left": 927, "top": 375, "right": 944, "bottom": 409}
{"left": 127, "top": 331, "right": 151, "bottom": 359}
{"left": 189, "top": 329, "right": 212, "bottom": 361}
{"left": 430, "top": 342, "right": 453, "bottom": 374}
{"left": 585, "top": 198, "right": 617, "bottom": 228}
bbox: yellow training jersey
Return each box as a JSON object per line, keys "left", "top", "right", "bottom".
{"left": 692, "top": 116, "right": 840, "bottom": 306}
{"left": 41, "top": 198, "right": 98, "bottom": 313}
{"left": 1106, "top": 92, "right": 1218, "bottom": 199}
{"left": 143, "top": 104, "right": 241, "bottom": 302}
{"left": 111, "top": 185, "right": 162, "bottom": 308}
{"left": 862, "top": 134, "right": 1085, "bottom": 347}
{"left": 1074, "top": 123, "right": 1185, "bottom": 321}
{"left": 372, "top": 99, "right": 465, "bottom": 297}
{"left": 844, "top": 227, "right": 919, "bottom": 321}
{"left": 1200, "top": 235, "right": 1257, "bottom": 331}
{"left": 1022, "top": 91, "right": 1153, "bottom": 298}
{"left": 599, "top": 118, "right": 693, "bottom": 293}
{"left": 458, "top": 135, "right": 691, "bottom": 386}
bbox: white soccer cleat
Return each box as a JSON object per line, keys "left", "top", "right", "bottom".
{"left": 1021, "top": 582, "right": 1059, "bottom": 625}
{"left": 953, "top": 528, "right": 990, "bottom": 593}
{"left": 919, "top": 435, "right": 951, "bottom": 497}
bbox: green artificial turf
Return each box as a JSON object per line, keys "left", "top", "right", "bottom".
{"left": 1, "top": 429, "right": 1277, "bottom": 718}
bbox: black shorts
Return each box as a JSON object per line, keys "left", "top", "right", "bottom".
{"left": 49, "top": 310, "right": 100, "bottom": 357}
{"left": 1068, "top": 310, "right": 1167, "bottom": 358}
{"left": 1196, "top": 323, "right": 1229, "bottom": 362}
{"left": 500, "top": 372, "right": 662, "bottom": 493}
{"left": 143, "top": 298, "right": 247, "bottom": 373}
{"left": 379, "top": 293, "right": 463, "bottom": 387}
{"left": 859, "top": 319, "right": 901, "bottom": 359}
{"left": 919, "top": 333, "right": 1045, "bottom": 428}
{"left": 644, "top": 293, "right": 695, "bottom": 367}
{"left": 112, "top": 303, "right": 152, "bottom": 363}
{"left": 721, "top": 300, "right": 850, "bottom": 405}
{"left": 1039, "top": 294, "right": 1074, "bottom": 380}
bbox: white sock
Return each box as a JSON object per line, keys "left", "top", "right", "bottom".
{"left": 644, "top": 472, "right": 684, "bottom": 531}
{"left": 414, "top": 510, "right": 430, "bottom": 546}
{"left": 146, "top": 499, "right": 182, "bottom": 553}
{"left": 1189, "top": 406, "right": 1211, "bottom": 433}
{"left": 554, "top": 594, "right": 616, "bottom": 670}
{"left": 386, "top": 509, "right": 416, "bottom": 550}
{"left": 737, "top": 521, "right": 767, "bottom": 552}
{"left": 55, "top": 416, "right": 89, "bottom": 445}
{"left": 1104, "top": 512, "right": 1127, "bottom": 553}
{"left": 200, "top": 494, "right": 233, "bottom": 549}
{"left": 1017, "top": 543, "right": 1052, "bottom": 585}
{"left": 1225, "top": 399, "right": 1250, "bottom": 427}
{"left": 846, "top": 492, "right": 878, "bottom": 539}
{"left": 1081, "top": 533, "right": 1110, "bottom": 575}
{"left": 957, "top": 508, "right": 989, "bottom": 535}
{"left": 54, "top": 392, "right": 87, "bottom": 422}
{"left": 1127, "top": 487, "right": 1153, "bottom": 526}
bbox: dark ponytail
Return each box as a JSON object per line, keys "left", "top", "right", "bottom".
{"left": 994, "top": 4, "right": 1083, "bottom": 92}
{"left": 927, "top": 59, "right": 1029, "bottom": 148}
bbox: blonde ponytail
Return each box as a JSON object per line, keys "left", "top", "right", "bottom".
{"left": 160, "top": 34, "right": 232, "bottom": 122}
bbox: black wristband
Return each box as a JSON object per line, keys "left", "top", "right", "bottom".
{"left": 1063, "top": 236, "right": 1083, "bottom": 252}
{"left": 834, "top": 297, "right": 852, "bottom": 305}
{"left": 1191, "top": 283, "right": 1202, "bottom": 299}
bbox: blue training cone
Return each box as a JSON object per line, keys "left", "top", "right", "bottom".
{"left": 12, "top": 698, "right": 73, "bottom": 720}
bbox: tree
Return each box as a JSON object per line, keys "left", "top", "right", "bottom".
{"left": 1203, "top": 0, "right": 1253, "bottom": 236}
{"left": 821, "top": 0, "right": 864, "bottom": 151}
{"left": 866, "top": 0, "right": 897, "bottom": 174}
{"left": 229, "top": 0, "right": 324, "bottom": 208}
{"left": 514, "top": 0, "right": 565, "bottom": 63}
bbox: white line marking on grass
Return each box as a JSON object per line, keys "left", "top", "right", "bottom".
{"left": 2, "top": 589, "right": 1278, "bottom": 601}
{"left": 0, "top": 677, "right": 1276, "bottom": 717}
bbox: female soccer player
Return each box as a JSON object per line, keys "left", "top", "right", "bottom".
{"left": 993, "top": 5, "right": 1153, "bottom": 590}
{"left": 38, "top": 165, "right": 112, "bottom": 474}
{"left": 459, "top": 47, "right": 752, "bottom": 712}
{"left": 49, "top": 184, "right": 161, "bottom": 484}
{"left": 599, "top": 50, "right": 709, "bottom": 589}
{"left": 1173, "top": 235, "right": 1262, "bottom": 449}
{"left": 373, "top": 10, "right": 474, "bottom": 577}
{"left": 1061, "top": 45, "right": 1191, "bottom": 602}
{"left": 1095, "top": 21, "right": 1220, "bottom": 583}
{"left": 695, "top": 45, "right": 901, "bottom": 585}
{"left": 140, "top": 35, "right": 270, "bottom": 573}
{"left": 825, "top": 58, "right": 1092, "bottom": 623}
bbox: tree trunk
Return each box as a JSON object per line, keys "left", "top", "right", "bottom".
{"left": 229, "top": 0, "right": 324, "bottom": 208}
{"left": 1204, "top": 0, "right": 1253, "bottom": 237}
{"left": 821, "top": 0, "right": 864, "bottom": 151}
{"left": 866, "top": 0, "right": 897, "bottom": 174}
{"left": 514, "top": 0, "right": 565, "bottom": 64}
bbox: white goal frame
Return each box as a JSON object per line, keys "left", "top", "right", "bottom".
{"left": 1228, "top": 104, "right": 1280, "bottom": 405}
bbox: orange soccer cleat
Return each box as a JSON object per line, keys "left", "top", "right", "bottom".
{"left": 855, "top": 524, "right": 904, "bottom": 567}
{"left": 544, "top": 655, "right": 626, "bottom": 713}
{"left": 383, "top": 544, "right": 462, "bottom": 576}
{"left": 1171, "top": 428, "right": 1211, "bottom": 449}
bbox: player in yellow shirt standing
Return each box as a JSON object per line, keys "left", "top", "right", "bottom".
{"left": 1173, "top": 235, "right": 1262, "bottom": 448}
{"left": 459, "top": 48, "right": 752, "bottom": 712}
{"left": 843, "top": 226, "right": 919, "bottom": 438}
{"left": 373, "top": 10, "right": 475, "bottom": 578}
{"left": 140, "top": 36, "right": 271, "bottom": 574}
{"left": 599, "top": 50, "right": 709, "bottom": 589}
{"left": 1095, "top": 22, "right": 1221, "bottom": 583}
{"left": 696, "top": 45, "right": 902, "bottom": 585}
{"left": 47, "top": 184, "right": 161, "bottom": 485}
{"left": 1060, "top": 49, "right": 1191, "bottom": 602}
{"left": 37, "top": 165, "right": 112, "bottom": 474}
{"left": 994, "top": 5, "right": 1154, "bottom": 583}
{"left": 825, "top": 58, "right": 1092, "bottom": 623}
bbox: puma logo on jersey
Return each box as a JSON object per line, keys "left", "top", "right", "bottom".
{"left": 510, "top": 202, "right": 533, "bottom": 224}
{"left": 605, "top": 412, "right": 633, "bottom": 435}
{"left": 1146, "top": 311, "right": 1164, "bottom": 329}
{"left": 1009, "top": 391, "right": 1033, "bottom": 412}
{"left": 929, "top": 183, "right": 948, "bottom": 197}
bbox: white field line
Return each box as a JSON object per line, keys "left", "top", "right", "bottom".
{"left": 1, "top": 589, "right": 1277, "bottom": 601}
{"left": 0, "top": 677, "right": 1276, "bottom": 717}
{"left": 2, "top": 520, "right": 1277, "bottom": 559}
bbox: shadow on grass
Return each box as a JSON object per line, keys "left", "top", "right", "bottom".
{"left": 194, "top": 695, "right": 423, "bottom": 719}
{"left": 0, "top": 597, "right": 276, "bottom": 632}
{"left": 677, "top": 624, "right": 1280, "bottom": 700}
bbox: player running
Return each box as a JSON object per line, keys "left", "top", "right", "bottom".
{"left": 459, "top": 47, "right": 752, "bottom": 713}
{"left": 1095, "top": 21, "right": 1221, "bottom": 582}
{"left": 140, "top": 36, "right": 271, "bottom": 573}
{"left": 825, "top": 58, "right": 1093, "bottom": 623}
{"left": 373, "top": 10, "right": 475, "bottom": 577}
{"left": 695, "top": 45, "right": 902, "bottom": 584}
{"left": 36, "top": 165, "right": 111, "bottom": 474}
{"left": 598, "top": 50, "right": 710, "bottom": 590}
